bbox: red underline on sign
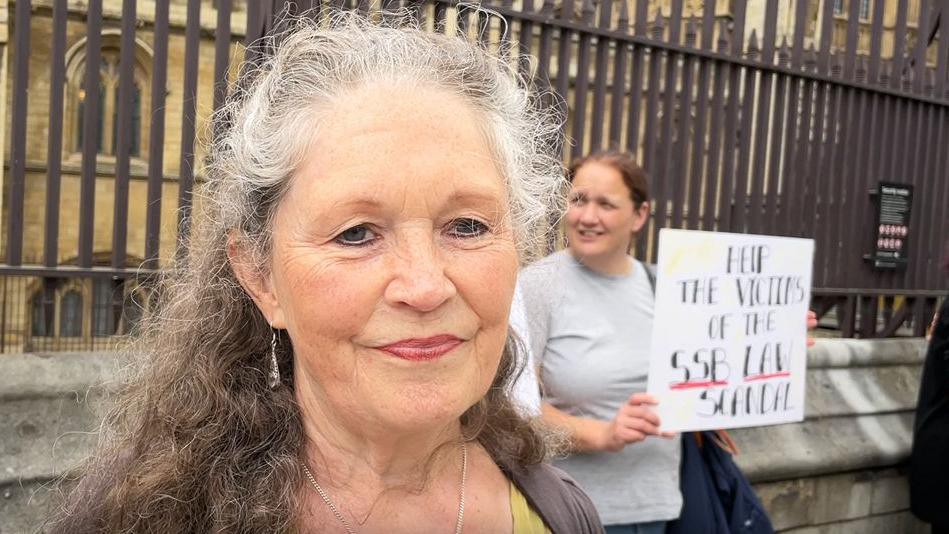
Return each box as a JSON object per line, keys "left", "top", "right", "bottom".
{"left": 669, "top": 380, "right": 728, "bottom": 390}
{"left": 743, "top": 371, "right": 791, "bottom": 382}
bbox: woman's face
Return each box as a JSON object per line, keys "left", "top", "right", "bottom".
{"left": 565, "top": 161, "right": 648, "bottom": 262}
{"left": 258, "top": 83, "right": 518, "bottom": 435}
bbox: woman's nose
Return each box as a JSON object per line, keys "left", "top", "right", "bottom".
{"left": 577, "top": 203, "right": 599, "bottom": 225}
{"left": 384, "top": 238, "right": 457, "bottom": 312}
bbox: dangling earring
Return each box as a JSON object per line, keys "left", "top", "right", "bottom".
{"left": 268, "top": 325, "right": 281, "bottom": 389}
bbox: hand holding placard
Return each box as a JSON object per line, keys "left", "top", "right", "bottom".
{"left": 646, "top": 230, "right": 814, "bottom": 432}
{"left": 595, "top": 393, "right": 676, "bottom": 452}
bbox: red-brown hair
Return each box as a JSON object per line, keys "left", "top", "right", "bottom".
{"left": 568, "top": 150, "right": 650, "bottom": 207}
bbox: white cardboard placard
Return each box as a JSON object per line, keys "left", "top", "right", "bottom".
{"left": 646, "top": 229, "right": 814, "bottom": 432}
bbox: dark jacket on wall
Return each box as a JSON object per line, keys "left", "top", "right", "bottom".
{"left": 667, "top": 432, "right": 774, "bottom": 534}
{"left": 910, "top": 297, "right": 949, "bottom": 527}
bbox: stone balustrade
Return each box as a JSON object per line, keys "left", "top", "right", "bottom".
{"left": 0, "top": 338, "right": 931, "bottom": 532}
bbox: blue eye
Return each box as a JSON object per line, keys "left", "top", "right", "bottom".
{"left": 335, "top": 225, "right": 377, "bottom": 246}
{"left": 447, "top": 218, "right": 489, "bottom": 238}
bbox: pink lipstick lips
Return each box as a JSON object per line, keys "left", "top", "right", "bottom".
{"left": 377, "top": 335, "right": 463, "bottom": 361}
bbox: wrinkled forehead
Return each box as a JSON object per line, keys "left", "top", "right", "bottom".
{"left": 291, "top": 80, "right": 503, "bottom": 171}
{"left": 281, "top": 81, "right": 510, "bottom": 211}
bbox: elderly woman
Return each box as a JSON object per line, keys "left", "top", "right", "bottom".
{"left": 50, "top": 13, "right": 601, "bottom": 534}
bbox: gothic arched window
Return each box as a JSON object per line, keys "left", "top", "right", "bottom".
{"left": 76, "top": 77, "right": 106, "bottom": 153}
{"left": 60, "top": 290, "right": 83, "bottom": 337}
{"left": 92, "top": 278, "right": 118, "bottom": 337}
{"left": 73, "top": 49, "right": 143, "bottom": 157}
{"left": 65, "top": 32, "right": 152, "bottom": 162}
{"left": 31, "top": 294, "right": 50, "bottom": 337}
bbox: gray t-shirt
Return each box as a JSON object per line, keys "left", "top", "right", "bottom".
{"left": 517, "top": 250, "right": 682, "bottom": 525}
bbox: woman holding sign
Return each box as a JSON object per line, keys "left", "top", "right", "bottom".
{"left": 516, "top": 151, "right": 679, "bottom": 533}
{"left": 514, "top": 151, "right": 817, "bottom": 532}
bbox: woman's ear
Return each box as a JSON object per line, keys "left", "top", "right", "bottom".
{"left": 226, "top": 231, "right": 287, "bottom": 328}
{"left": 631, "top": 200, "right": 650, "bottom": 234}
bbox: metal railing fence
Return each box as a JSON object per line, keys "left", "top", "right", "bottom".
{"left": 1, "top": 0, "right": 946, "bottom": 352}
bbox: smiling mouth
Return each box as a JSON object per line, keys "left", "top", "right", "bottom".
{"left": 377, "top": 335, "right": 463, "bottom": 361}
{"left": 577, "top": 229, "right": 604, "bottom": 238}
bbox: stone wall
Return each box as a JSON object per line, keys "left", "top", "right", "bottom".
{"left": 0, "top": 339, "right": 932, "bottom": 532}
{"left": 0, "top": 351, "right": 119, "bottom": 534}
{"left": 734, "top": 338, "right": 929, "bottom": 533}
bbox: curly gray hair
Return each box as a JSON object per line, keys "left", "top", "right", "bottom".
{"left": 213, "top": 11, "right": 565, "bottom": 265}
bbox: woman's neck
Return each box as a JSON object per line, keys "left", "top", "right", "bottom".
{"left": 292, "top": 373, "right": 512, "bottom": 533}
{"left": 295, "top": 376, "right": 463, "bottom": 492}
{"left": 570, "top": 248, "right": 633, "bottom": 276}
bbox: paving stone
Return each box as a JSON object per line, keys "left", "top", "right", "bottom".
{"left": 754, "top": 478, "right": 816, "bottom": 531}
{"left": 811, "top": 471, "right": 872, "bottom": 524}
{"left": 0, "top": 478, "right": 59, "bottom": 534}
{"left": 870, "top": 468, "right": 911, "bottom": 515}
{"left": 780, "top": 511, "right": 928, "bottom": 534}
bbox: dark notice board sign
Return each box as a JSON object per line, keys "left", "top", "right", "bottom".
{"left": 866, "top": 182, "right": 913, "bottom": 269}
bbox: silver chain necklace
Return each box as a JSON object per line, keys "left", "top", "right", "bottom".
{"left": 302, "top": 442, "right": 468, "bottom": 534}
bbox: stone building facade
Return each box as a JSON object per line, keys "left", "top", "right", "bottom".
{"left": 0, "top": 1, "right": 247, "bottom": 352}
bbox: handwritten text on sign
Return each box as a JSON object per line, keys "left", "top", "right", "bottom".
{"left": 646, "top": 230, "right": 814, "bottom": 432}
